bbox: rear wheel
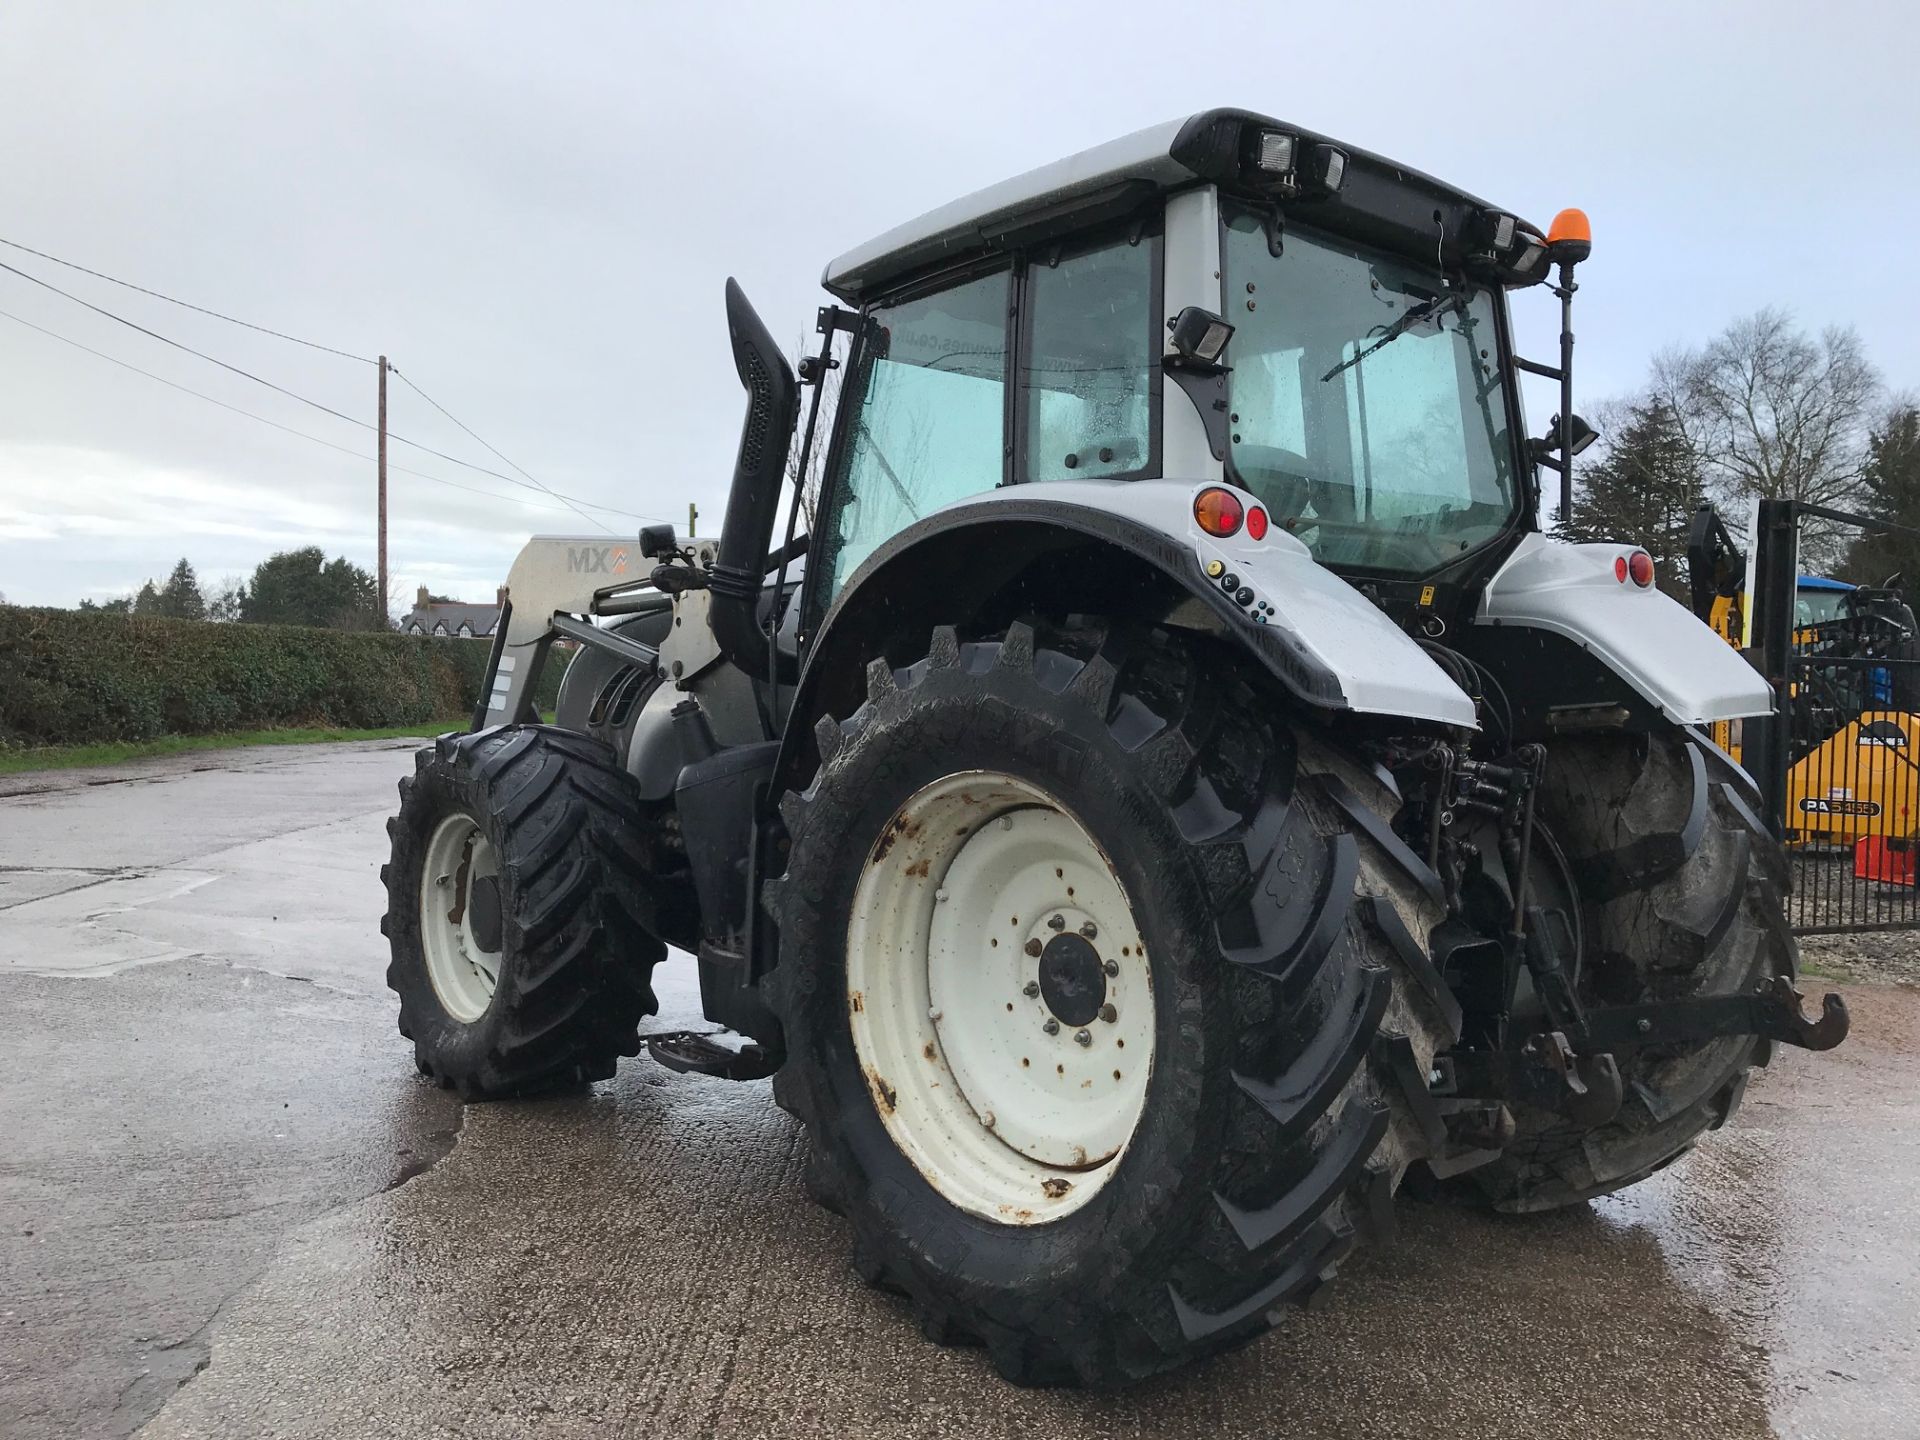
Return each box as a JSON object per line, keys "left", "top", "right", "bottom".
{"left": 1448, "top": 731, "right": 1793, "bottom": 1210}
{"left": 381, "top": 726, "right": 665, "bottom": 1098}
{"left": 768, "top": 621, "right": 1456, "bottom": 1387}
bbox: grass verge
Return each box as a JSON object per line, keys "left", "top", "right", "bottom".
{"left": 0, "top": 722, "right": 461, "bottom": 776}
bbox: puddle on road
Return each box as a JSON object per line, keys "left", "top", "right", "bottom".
{"left": 1590, "top": 1040, "right": 1920, "bottom": 1440}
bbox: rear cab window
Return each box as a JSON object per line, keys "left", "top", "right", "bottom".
{"left": 812, "top": 224, "right": 1162, "bottom": 606}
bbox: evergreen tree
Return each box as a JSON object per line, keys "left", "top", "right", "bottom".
{"left": 131, "top": 580, "right": 161, "bottom": 616}
{"left": 155, "top": 558, "right": 207, "bottom": 620}
{"left": 239, "top": 547, "right": 383, "bottom": 629}
{"left": 1555, "top": 397, "right": 1703, "bottom": 600}
{"left": 1840, "top": 404, "right": 1920, "bottom": 590}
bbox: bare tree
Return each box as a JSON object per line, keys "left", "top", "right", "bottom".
{"left": 206, "top": 575, "right": 248, "bottom": 623}
{"left": 1652, "top": 308, "right": 1881, "bottom": 565}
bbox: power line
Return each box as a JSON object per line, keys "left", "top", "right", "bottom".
{"left": 0, "top": 255, "right": 645, "bottom": 519}
{"left": 0, "top": 305, "right": 654, "bottom": 521}
{"left": 0, "top": 234, "right": 376, "bottom": 364}
{"left": 388, "top": 366, "right": 612, "bottom": 535}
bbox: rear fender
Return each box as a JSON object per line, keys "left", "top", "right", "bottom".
{"left": 774, "top": 479, "right": 1476, "bottom": 794}
{"left": 1478, "top": 534, "right": 1774, "bottom": 725}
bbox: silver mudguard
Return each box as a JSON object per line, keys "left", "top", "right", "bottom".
{"left": 962, "top": 479, "right": 1479, "bottom": 728}
{"left": 1478, "top": 532, "right": 1772, "bottom": 723}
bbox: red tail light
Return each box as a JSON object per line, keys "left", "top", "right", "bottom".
{"left": 1193, "top": 487, "right": 1244, "bottom": 538}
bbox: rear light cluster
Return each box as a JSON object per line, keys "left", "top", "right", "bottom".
{"left": 1614, "top": 550, "right": 1655, "bottom": 588}
{"left": 1193, "top": 486, "right": 1267, "bottom": 541}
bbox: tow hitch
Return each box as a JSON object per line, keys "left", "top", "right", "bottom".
{"left": 1579, "top": 975, "right": 1850, "bottom": 1054}
{"left": 1438, "top": 979, "right": 1849, "bottom": 1123}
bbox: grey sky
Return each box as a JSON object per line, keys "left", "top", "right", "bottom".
{"left": 2, "top": 0, "right": 1914, "bottom": 608}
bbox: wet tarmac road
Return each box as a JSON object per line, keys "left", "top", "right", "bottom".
{"left": 2, "top": 742, "right": 1915, "bottom": 1438}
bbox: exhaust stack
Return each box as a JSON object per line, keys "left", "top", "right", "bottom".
{"left": 709, "top": 278, "right": 801, "bottom": 685}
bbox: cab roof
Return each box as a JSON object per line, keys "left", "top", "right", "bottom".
{"left": 822, "top": 108, "right": 1530, "bottom": 305}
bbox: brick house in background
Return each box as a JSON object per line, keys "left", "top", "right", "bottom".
{"left": 403, "top": 586, "right": 504, "bottom": 638}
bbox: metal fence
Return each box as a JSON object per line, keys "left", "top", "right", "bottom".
{"left": 1748, "top": 500, "right": 1920, "bottom": 934}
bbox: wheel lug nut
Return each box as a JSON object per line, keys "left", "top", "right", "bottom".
{"left": 1102, "top": 958, "right": 1119, "bottom": 977}
{"left": 1080, "top": 921, "right": 1097, "bottom": 939}
{"left": 1047, "top": 914, "right": 1066, "bottom": 931}
{"left": 1042, "top": 1019, "right": 1060, "bottom": 1036}
{"left": 1074, "top": 1029, "right": 1092, "bottom": 1047}
{"left": 1099, "top": 1003, "right": 1118, "bottom": 1024}
{"left": 1022, "top": 981, "right": 1040, "bottom": 998}
{"left": 1024, "top": 938, "right": 1043, "bottom": 958}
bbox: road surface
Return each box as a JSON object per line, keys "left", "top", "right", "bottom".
{"left": 2, "top": 741, "right": 1915, "bottom": 1439}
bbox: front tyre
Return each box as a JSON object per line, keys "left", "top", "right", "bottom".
{"left": 768, "top": 622, "right": 1455, "bottom": 1387}
{"left": 381, "top": 727, "right": 665, "bottom": 1098}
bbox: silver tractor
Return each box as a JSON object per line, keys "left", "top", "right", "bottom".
{"left": 381, "top": 108, "right": 1847, "bottom": 1387}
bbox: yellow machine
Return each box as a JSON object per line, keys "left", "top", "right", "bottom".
{"left": 1687, "top": 505, "right": 1920, "bottom": 855}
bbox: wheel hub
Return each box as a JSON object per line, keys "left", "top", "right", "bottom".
{"left": 844, "top": 771, "right": 1156, "bottom": 1224}
{"left": 418, "top": 812, "right": 502, "bottom": 1023}
{"left": 468, "top": 874, "right": 504, "bottom": 954}
{"left": 1037, "top": 932, "right": 1106, "bottom": 1027}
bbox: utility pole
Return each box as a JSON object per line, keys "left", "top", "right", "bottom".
{"left": 377, "top": 355, "right": 389, "bottom": 625}
{"left": 688, "top": 501, "right": 698, "bottom": 539}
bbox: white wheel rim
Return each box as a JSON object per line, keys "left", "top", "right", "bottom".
{"left": 846, "top": 771, "right": 1155, "bottom": 1224}
{"left": 419, "top": 812, "right": 502, "bottom": 1023}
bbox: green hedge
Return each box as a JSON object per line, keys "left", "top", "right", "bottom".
{"left": 0, "top": 607, "right": 568, "bottom": 748}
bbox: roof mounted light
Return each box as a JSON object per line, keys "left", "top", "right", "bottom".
{"left": 1308, "top": 143, "right": 1347, "bottom": 193}
{"left": 1510, "top": 235, "right": 1547, "bottom": 279}
{"left": 1246, "top": 130, "right": 1347, "bottom": 199}
{"left": 1548, "top": 207, "right": 1592, "bottom": 268}
{"left": 1255, "top": 131, "right": 1296, "bottom": 174}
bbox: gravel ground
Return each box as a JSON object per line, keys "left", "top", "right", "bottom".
{"left": 1789, "top": 852, "right": 1920, "bottom": 987}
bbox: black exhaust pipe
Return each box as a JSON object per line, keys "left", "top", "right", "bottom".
{"left": 709, "top": 278, "right": 801, "bottom": 686}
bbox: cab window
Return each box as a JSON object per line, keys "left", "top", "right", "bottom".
{"left": 1022, "top": 235, "right": 1159, "bottom": 483}
{"left": 817, "top": 270, "right": 1009, "bottom": 596}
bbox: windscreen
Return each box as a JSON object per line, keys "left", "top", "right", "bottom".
{"left": 1222, "top": 209, "right": 1520, "bottom": 575}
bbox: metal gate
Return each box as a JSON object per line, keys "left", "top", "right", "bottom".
{"left": 1746, "top": 500, "right": 1920, "bottom": 933}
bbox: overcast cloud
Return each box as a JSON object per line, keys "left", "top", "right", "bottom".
{"left": 1, "top": 0, "right": 1914, "bottom": 608}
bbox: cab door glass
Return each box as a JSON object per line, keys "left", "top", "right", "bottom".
{"left": 1022, "top": 236, "right": 1158, "bottom": 482}
{"left": 822, "top": 271, "right": 1009, "bottom": 595}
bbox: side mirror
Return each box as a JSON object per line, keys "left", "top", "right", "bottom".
{"left": 639, "top": 523, "right": 678, "bottom": 559}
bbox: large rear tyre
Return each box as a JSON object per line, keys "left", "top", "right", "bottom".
{"left": 768, "top": 621, "right": 1455, "bottom": 1387}
{"left": 1449, "top": 731, "right": 1793, "bottom": 1211}
{"left": 380, "top": 726, "right": 665, "bottom": 1098}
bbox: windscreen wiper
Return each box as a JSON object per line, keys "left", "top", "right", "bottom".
{"left": 1321, "top": 289, "right": 1467, "bottom": 382}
